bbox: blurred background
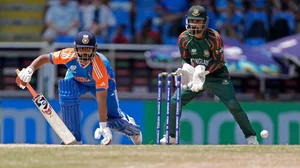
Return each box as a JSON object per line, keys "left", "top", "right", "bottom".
{"left": 0, "top": 0, "right": 300, "bottom": 145}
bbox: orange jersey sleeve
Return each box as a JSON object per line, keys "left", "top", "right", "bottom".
{"left": 91, "top": 55, "right": 109, "bottom": 90}
{"left": 50, "top": 48, "right": 77, "bottom": 65}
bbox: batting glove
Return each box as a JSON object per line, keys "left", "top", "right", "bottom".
{"left": 94, "top": 122, "right": 112, "bottom": 145}
{"left": 16, "top": 66, "right": 34, "bottom": 89}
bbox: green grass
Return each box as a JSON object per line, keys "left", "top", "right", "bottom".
{"left": 0, "top": 144, "right": 300, "bottom": 168}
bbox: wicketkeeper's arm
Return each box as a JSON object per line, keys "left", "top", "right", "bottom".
{"left": 205, "top": 36, "right": 226, "bottom": 73}
{"left": 178, "top": 34, "right": 192, "bottom": 64}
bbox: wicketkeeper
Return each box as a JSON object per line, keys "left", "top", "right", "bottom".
{"left": 160, "top": 5, "right": 258, "bottom": 145}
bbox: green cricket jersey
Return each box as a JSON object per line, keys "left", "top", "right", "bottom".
{"left": 167, "top": 9, "right": 257, "bottom": 140}
{"left": 178, "top": 28, "right": 226, "bottom": 74}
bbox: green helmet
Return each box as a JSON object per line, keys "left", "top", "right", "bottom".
{"left": 185, "top": 5, "right": 209, "bottom": 35}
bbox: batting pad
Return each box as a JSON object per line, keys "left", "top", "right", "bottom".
{"left": 107, "top": 118, "right": 141, "bottom": 136}
{"left": 59, "top": 79, "right": 81, "bottom": 141}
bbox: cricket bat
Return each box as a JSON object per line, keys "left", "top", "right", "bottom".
{"left": 16, "top": 69, "right": 76, "bottom": 145}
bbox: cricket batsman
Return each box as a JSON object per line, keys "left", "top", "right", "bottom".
{"left": 160, "top": 5, "right": 258, "bottom": 145}
{"left": 16, "top": 31, "right": 142, "bottom": 145}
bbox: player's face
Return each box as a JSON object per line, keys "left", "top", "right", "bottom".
{"left": 187, "top": 19, "right": 207, "bottom": 35}
{"left": 76, "top": 48, "right": 94, "bottom": 66}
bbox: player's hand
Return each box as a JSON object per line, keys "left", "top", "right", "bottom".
{"left": 194, "top": 65, "right": 209, "bottom": 77}
{"left": 94, "top": 122, "right": 112, "bottom": 145}
{"left": 175, "top": 68, "right": 189, "bottom": 89}
{"left": 175, "top": 63, "right": 195, "bottom": 89}
{"left": 189, "top": 65, "right": 209, "bottom": 92}
{"left": 16, "top": 67, "right": 34, "bottom": 89}
{"left": 190, "top": 76, "right": 205, "bottom": 92}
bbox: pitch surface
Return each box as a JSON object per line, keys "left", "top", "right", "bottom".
{"left": 0, "top": 144, "right": 299, "bottom": 168}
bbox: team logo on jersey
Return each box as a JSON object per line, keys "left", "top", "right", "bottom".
{"left": 100, "top": 82, "right": 106, "bottom": 86}
{"left": 222, "top": 79, "right": 229, "bottom": 85}
{"left": 70, "top": 65, "right": 76, "bottom": 73}
{"left": 204, "top": 50, "right": 210, "bottom": 57}
{"left": 192, "top": 8, "right": 200, "bottom": 16}
{"left": 82, "top": 35, "right": 89, "bottom": 44}
{"left": 191, "top": 49, "right": 197, "bottom": 55}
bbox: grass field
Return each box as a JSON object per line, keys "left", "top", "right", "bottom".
{"left": 0, "top": 144, "right": 300, "bottom": 168}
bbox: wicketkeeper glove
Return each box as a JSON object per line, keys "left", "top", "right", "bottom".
{"left": 175, "top": 63, "right": 195, "bottom": 89}
{"left": 189, "top": 65, "right": 209, "bottom": 92}
{"left": 94, "top": 122, "right": 112, "bottom": 145}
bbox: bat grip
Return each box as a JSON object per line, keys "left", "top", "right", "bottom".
{"left": 15, "top": 69, "right": 38, "bottom": 98}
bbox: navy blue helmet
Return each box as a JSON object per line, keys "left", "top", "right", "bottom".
{"left": 74, "top": 31, "right": 97, "bottom": 65}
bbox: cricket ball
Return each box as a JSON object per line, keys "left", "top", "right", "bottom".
{"left": 260, "top": 130, "right": 268, "bottom": 138}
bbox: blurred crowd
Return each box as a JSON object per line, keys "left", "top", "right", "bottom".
{"left": 43, "top": 0, "right": 300, "bottom": 46}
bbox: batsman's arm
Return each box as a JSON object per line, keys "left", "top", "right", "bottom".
{"left": 16, "top": 54, "right": 52, "bottom": 88}
{"left": 26, "top": 49, "right": 75, "bottom": 72}
{"left": 28, "top": 54, "right": 51, "bottom": 71}
{"left": 93, "top": 56, "right": 110, "bottom": 122}
{"left": 17, "top": 49, "right": 73, "bottom": 88}
{"left": 94, "top": 89, "right": 112, "bottom": 145}
{"left": 96, "top": 90, "right": 108, "bottom": 122}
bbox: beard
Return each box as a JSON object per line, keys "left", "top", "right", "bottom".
{"left": 77, "top": 53, "right": 94, "bottom": 67}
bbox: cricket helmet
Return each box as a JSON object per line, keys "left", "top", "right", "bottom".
{"left": 185, "top": 5, "right": 209, "bottom": 35}
{"left": 74, "top": 31, "right": 97, "bottom": 65}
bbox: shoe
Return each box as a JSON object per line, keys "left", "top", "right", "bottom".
{"left": 130, "top": 132, "right": 143, "bottom": 145}
{"left": 126, "top": 115, "right": 143, "bottom": 145}
{"left": 160, "top": 135, "right": 176, "bottom": 144}
{"left": 127, "top": 116, "right": 136, "bottom": 125}
{"left": 246, "top": 136, "right": 259, "bottom": 145}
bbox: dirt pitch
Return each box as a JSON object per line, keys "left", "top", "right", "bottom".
{"left": 0, "top": 144, "right": 300, "bottom": 168}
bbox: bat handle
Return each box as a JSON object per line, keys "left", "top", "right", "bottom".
{"left": 15, "top": 69, "right": 38, "bottom": 98}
